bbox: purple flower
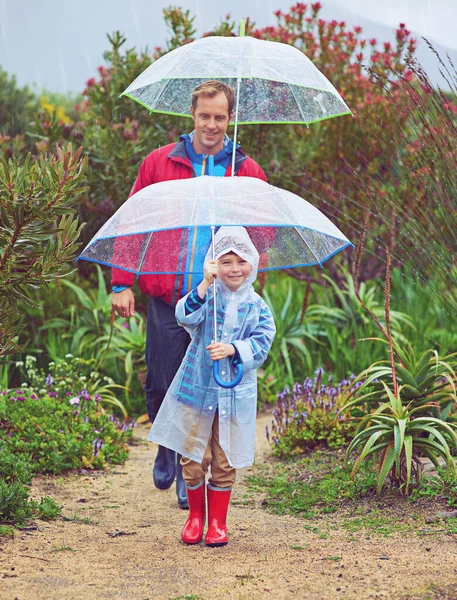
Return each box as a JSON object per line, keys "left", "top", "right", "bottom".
{"left": 69, "top": 397, "right": 80, "bottom": 405}
{"left": 30, "top": 394, "right": 37, "bottom": 400}
{"left": 45, "top": 374, "right": 53, "bottom": 387}
{"left": 93, "top": 438, "right": 105, "bottom": 457}
{"left": 48, "top": 392, "right": 57, "bottom": 398}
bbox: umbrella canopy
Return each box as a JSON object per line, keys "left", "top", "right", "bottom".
{"left": 78, "top": 176, "right": 352, "bottom": 275}
{"left": 122, "top": 35, "right": 351, "bottom": 125}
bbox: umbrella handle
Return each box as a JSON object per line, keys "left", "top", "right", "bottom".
{"left": 212, "top": 360, "right": 244, "bottom": 388}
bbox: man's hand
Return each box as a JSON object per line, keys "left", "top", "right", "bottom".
{"left": 206, "top": 342, "right": 235, "bottom": 361}
{"left": 112, "top": 288, "right": 135, "bottom": 318}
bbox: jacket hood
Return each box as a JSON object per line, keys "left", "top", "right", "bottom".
{"left": 180, "top": 132, "right": 236, "bottom": 164}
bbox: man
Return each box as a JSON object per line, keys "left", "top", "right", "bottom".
{"left": 111, "top": 80, "right": 267, "bottom": 509}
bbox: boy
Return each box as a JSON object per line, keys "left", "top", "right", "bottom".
{"left": 148, "top": 226, "right": 276, "bottom": 546}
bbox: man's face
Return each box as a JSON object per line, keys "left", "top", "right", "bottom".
{"left": 190, "top": 92, "right": 232, "bottom": 155}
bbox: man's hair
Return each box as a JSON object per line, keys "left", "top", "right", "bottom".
{"left": 191, "top": 80, "right": 235, "bottom": 116}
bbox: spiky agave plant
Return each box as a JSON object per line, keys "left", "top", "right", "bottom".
{"left": 345, "top": 238, "right": 457, "bottom": 494}
{"left": 345, "top": 380, "right": 457, "bottom": 495}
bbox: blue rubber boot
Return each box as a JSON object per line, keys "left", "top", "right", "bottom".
{"left": 176, "top": 454, "right": 189, "bottom": 509}
{"left": 153, "top": 445, "right": 176, "bottom": 490}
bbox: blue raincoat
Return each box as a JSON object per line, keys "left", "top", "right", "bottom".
{"left": 148, "top": 226, "right": 276, "bottom": 468}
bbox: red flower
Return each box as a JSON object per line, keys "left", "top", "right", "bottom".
{"left": 403, "top": 69, "right": 413, "bottom": 82}
{"left": 354, "top": 26, "right": 362, "bottom": 34}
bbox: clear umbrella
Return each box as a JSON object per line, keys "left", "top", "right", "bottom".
{"left": 122, "top": 21, "right": 352, "bottom": 174}
{"left": 78, "top": 176, "right": 352, "bottom": 387}
{"left": 123, "top": 34, "right": 351, "bottom": 124}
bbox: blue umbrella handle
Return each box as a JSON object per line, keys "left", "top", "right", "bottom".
{"left": 212, "top": 360, "right": 244, "bottom": 388}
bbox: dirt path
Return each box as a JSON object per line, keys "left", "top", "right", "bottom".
{"left": 1, "top": 412, "right": 457, "bottom": 600}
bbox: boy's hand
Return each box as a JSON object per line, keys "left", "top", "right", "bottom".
{"left": 204, "top": 260, "right": 219, "bottom": 283}
{"left": 206, "top": 342, "right": 235, "bottom": 361}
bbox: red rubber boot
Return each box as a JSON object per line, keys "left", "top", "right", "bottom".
{"left": 181, "top": 481, "right": 205, "bottom": 544}
{"left": 205, "top": 486, "right": 232, "bottom": 547}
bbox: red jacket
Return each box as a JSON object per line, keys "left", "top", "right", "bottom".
{"left": 111, "top": 139, "right": 267, "bottom": 305}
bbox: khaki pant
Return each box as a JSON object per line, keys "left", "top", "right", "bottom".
{"left": 181, "top": 415, "right": 236, "bottom": 488}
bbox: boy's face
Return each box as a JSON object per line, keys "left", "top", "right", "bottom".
{"left": 217, "top": 252, "right": 253, "bottom": 292}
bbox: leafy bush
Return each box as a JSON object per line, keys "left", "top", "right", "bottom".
{"left": 258, "top": 269, "right": 414, "bottom": 401}
{"left": 342, "top": 341, "right": 457, "bottom": 494}
{"left": 17, "top": 354, "right": 128, "bottom": 418}
{"left": 0, "top": 144, "right": 87, "bottom": 357}
{"left": 266, "top": 369, "right": 358, "bottom": 456}
{"left": 0, "top": 385, "right": 132, "bottom": 474}
{"left": 0, "top": 66, "right": 39, "bottom": 137}
{"left": 0, "top": 354, "right": 133, "bottom": 526}
{"left": 0, "top": 450, "right": 60, "bottom": 525}
{"left": 12, "top": 268, "right": 147, "bottom": 416}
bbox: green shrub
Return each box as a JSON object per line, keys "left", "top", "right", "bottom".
{"left": 342, "top": 342, "right": 457, "bottom": 494}
{"left": 0, "top": 451, "right": 61, "bottom": 525}
{"left": 0, "top": 387, "right": 131, "bottom": 473}
{"left": 0, "top": 357, "right": 133, "bottom": 526}
{"left": 0, "top": 145, "right": 87, "bottom": 357}
{"left": 17, "top": 354, "right": 128, "bottom": 418}
{"left": 267, "top": 369, "right": 358, "bottom": 456}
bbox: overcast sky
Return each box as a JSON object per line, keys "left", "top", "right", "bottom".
{"left": 0, "top": 0, "right": 454, "bottom": 94}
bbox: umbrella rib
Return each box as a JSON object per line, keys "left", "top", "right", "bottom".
{"left": 287, "top": 82, "right": 307, "bottom": 122}
{"left": 293, "top": 226, "right": 322, "bottom": 264}
{"left": 137, "top": 231, "right": 154, "bottom": 275}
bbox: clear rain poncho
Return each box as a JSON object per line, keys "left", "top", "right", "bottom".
{"left": 147, "top": 226, "right": 276, "bottom": 468}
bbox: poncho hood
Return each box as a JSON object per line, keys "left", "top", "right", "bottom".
{"left": 205, "top": 226, "right": 259, "bottom": 293}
